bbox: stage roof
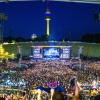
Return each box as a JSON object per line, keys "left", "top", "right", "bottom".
{"left": 0, "top": 0, "right": 100, "bottom": 4}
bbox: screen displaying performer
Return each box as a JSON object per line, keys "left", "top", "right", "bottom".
{"left": 43, "top": 48, "right": 60, "bottom": 58}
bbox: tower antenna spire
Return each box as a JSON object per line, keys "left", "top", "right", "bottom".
{"left": 45, "top": 0, "right": 51, "bottom": 36}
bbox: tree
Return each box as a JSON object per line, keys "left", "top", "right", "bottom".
{"left": 81, "top": 33, "right": 100, "bottom": 43}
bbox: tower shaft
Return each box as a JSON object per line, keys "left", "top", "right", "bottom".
{"left": 46, "top": 16, "right": 51, "bottom": 36}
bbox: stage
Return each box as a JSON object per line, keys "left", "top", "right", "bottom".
{"left": 31, "top": 45, "right": 71, "bottom": 60}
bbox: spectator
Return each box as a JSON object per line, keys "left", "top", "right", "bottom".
{"left": 52, "top": 91, "right": 65, "bottom": 100}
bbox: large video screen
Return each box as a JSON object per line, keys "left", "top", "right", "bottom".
{"left": 32, "top": 46, "right": 71, "bottom": 59}
{"left": 43, "top": 48, "right": 60, "bottom": 58}
{"left": 33, "top": 47, "right": 42, "bottom": 58}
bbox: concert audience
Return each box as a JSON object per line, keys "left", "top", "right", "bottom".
{"left": 0, "top": 59, "right": 100, "bottom": 100}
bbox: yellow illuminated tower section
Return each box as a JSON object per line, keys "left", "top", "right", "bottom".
{"left": 45, "top": 9, "right": 51, "bottom": 36}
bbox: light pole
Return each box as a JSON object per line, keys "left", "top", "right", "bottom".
{"left": 78, "top": 46, "right": 83, "bottom": 58}
{"left": 17, "top": 45, "right": 22, "bottom": 67}
{"left": 0, "top": 13, "right": 7, "bottom": 43}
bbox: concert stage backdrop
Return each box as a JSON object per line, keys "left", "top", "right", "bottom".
{"left": 32, "top": 46, "right": 71, "bottom": 60}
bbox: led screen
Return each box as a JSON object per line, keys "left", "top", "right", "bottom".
{"left": 32, "top": 46, "right": 71, "bottom": 59}
{"left": 43, "top": 48, "right": 60, "bottom": 58}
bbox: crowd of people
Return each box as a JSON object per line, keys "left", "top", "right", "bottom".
{"left": 0, "top": 59, "right": 100, "bottom": 100}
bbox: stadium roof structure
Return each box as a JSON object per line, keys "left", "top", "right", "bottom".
{"left": 0, "top": 0, "right": 100, "bottom": 4}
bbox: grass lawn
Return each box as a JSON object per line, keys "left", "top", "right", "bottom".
{"left": 3, "top": 42, "right": 100, "bottom": 58}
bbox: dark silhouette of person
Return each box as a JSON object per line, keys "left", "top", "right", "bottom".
{"left": 94, "top": 95, "right": 100, "bottom": 100}
{"left": 52, "top": 91, "right": 65, "bottom": 100}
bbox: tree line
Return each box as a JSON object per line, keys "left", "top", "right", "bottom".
{"left": 3, "top": 33, "right": 100, "bottom": 43}
{"left": 81, "top": 33, "right": 100, "bottom": 43}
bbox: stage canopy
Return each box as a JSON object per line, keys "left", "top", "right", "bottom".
{"left": 0, "top": 0, "right": 100, "bottom": 4}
